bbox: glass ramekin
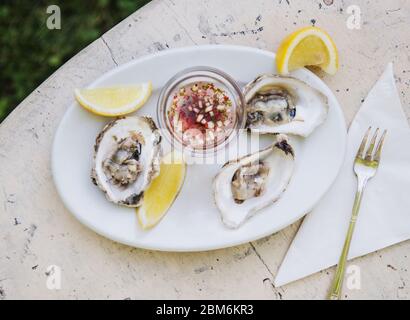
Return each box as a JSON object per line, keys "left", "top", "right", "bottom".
{"left": 157, "top": 66, "right": 245, "bottom": 157}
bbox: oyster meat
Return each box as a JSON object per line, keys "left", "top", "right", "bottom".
{"left": 244, "top": 74, "right": 328, "bottom": 137}
{"left": 213, "top": 134, "right": 295, "bottom": 228}
{"left": 91, "top": 116, "right": 162, "bottom": 207}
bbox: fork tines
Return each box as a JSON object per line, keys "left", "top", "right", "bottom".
{"left": 356, "top": 127, "right": 387, "bottom": 162}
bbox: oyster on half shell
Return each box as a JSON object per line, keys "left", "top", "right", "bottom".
{"left": 213, "top": 134, "right": 295, "bottom": 228}
{"left": 91, "top": 116, "right": 162, "bottom": 207}
{"left": 244, "top": 74, "right": 328, "bottom": 137}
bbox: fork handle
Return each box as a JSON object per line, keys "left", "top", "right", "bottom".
{"left": 328, "top": 177, "right": 367, "bottom": 300}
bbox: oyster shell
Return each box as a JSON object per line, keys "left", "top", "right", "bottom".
{"left": 213, "top": 134, "right": 295, "bottom": 228}
{"left": 244, "top": 74, "right": 328, "bottom": 137}
{"left": 91, "top": 116, "right": 162, "bottom": 207}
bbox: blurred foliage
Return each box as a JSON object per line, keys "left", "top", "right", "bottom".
{"left": 0, "top": 0, "right": 151, "bottom": 122}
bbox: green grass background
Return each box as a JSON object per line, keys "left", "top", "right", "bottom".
{"left": 0, "top": 0, "right": 151, "bottom": 123}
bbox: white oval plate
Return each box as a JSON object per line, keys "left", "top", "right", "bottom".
{"left": 52, "top": 45, "right": 346, "bottom": 252}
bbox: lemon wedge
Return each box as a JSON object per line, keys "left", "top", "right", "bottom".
{"left": 75, "top": 83, "right": 152, "bottom": 116}
{"left": 137, "top": 152, "right": 186, "bottom": 230}
{"left": 276, "top": 26, "right": 339, "bottom": 75}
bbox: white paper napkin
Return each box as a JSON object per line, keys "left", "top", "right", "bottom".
{"left": 275, "top": 63, "right": 410, "bottom": 287}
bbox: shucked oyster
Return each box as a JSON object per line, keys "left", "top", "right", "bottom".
{"left": 244, "top": 75, "right": 328, "bottom": 137}
{"left": 213, "top": 134, "right": 295, "bottom": 228}
{"left": 91, "top": 116, "right": 162, "bottom": 207}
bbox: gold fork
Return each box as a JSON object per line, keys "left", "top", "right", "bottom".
{"left": 328, "top": 127, "right": 387, "bottom": 300}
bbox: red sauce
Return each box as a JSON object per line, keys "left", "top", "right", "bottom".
{"left": 168, "top": 82, "right": 234, "bottom": 149}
